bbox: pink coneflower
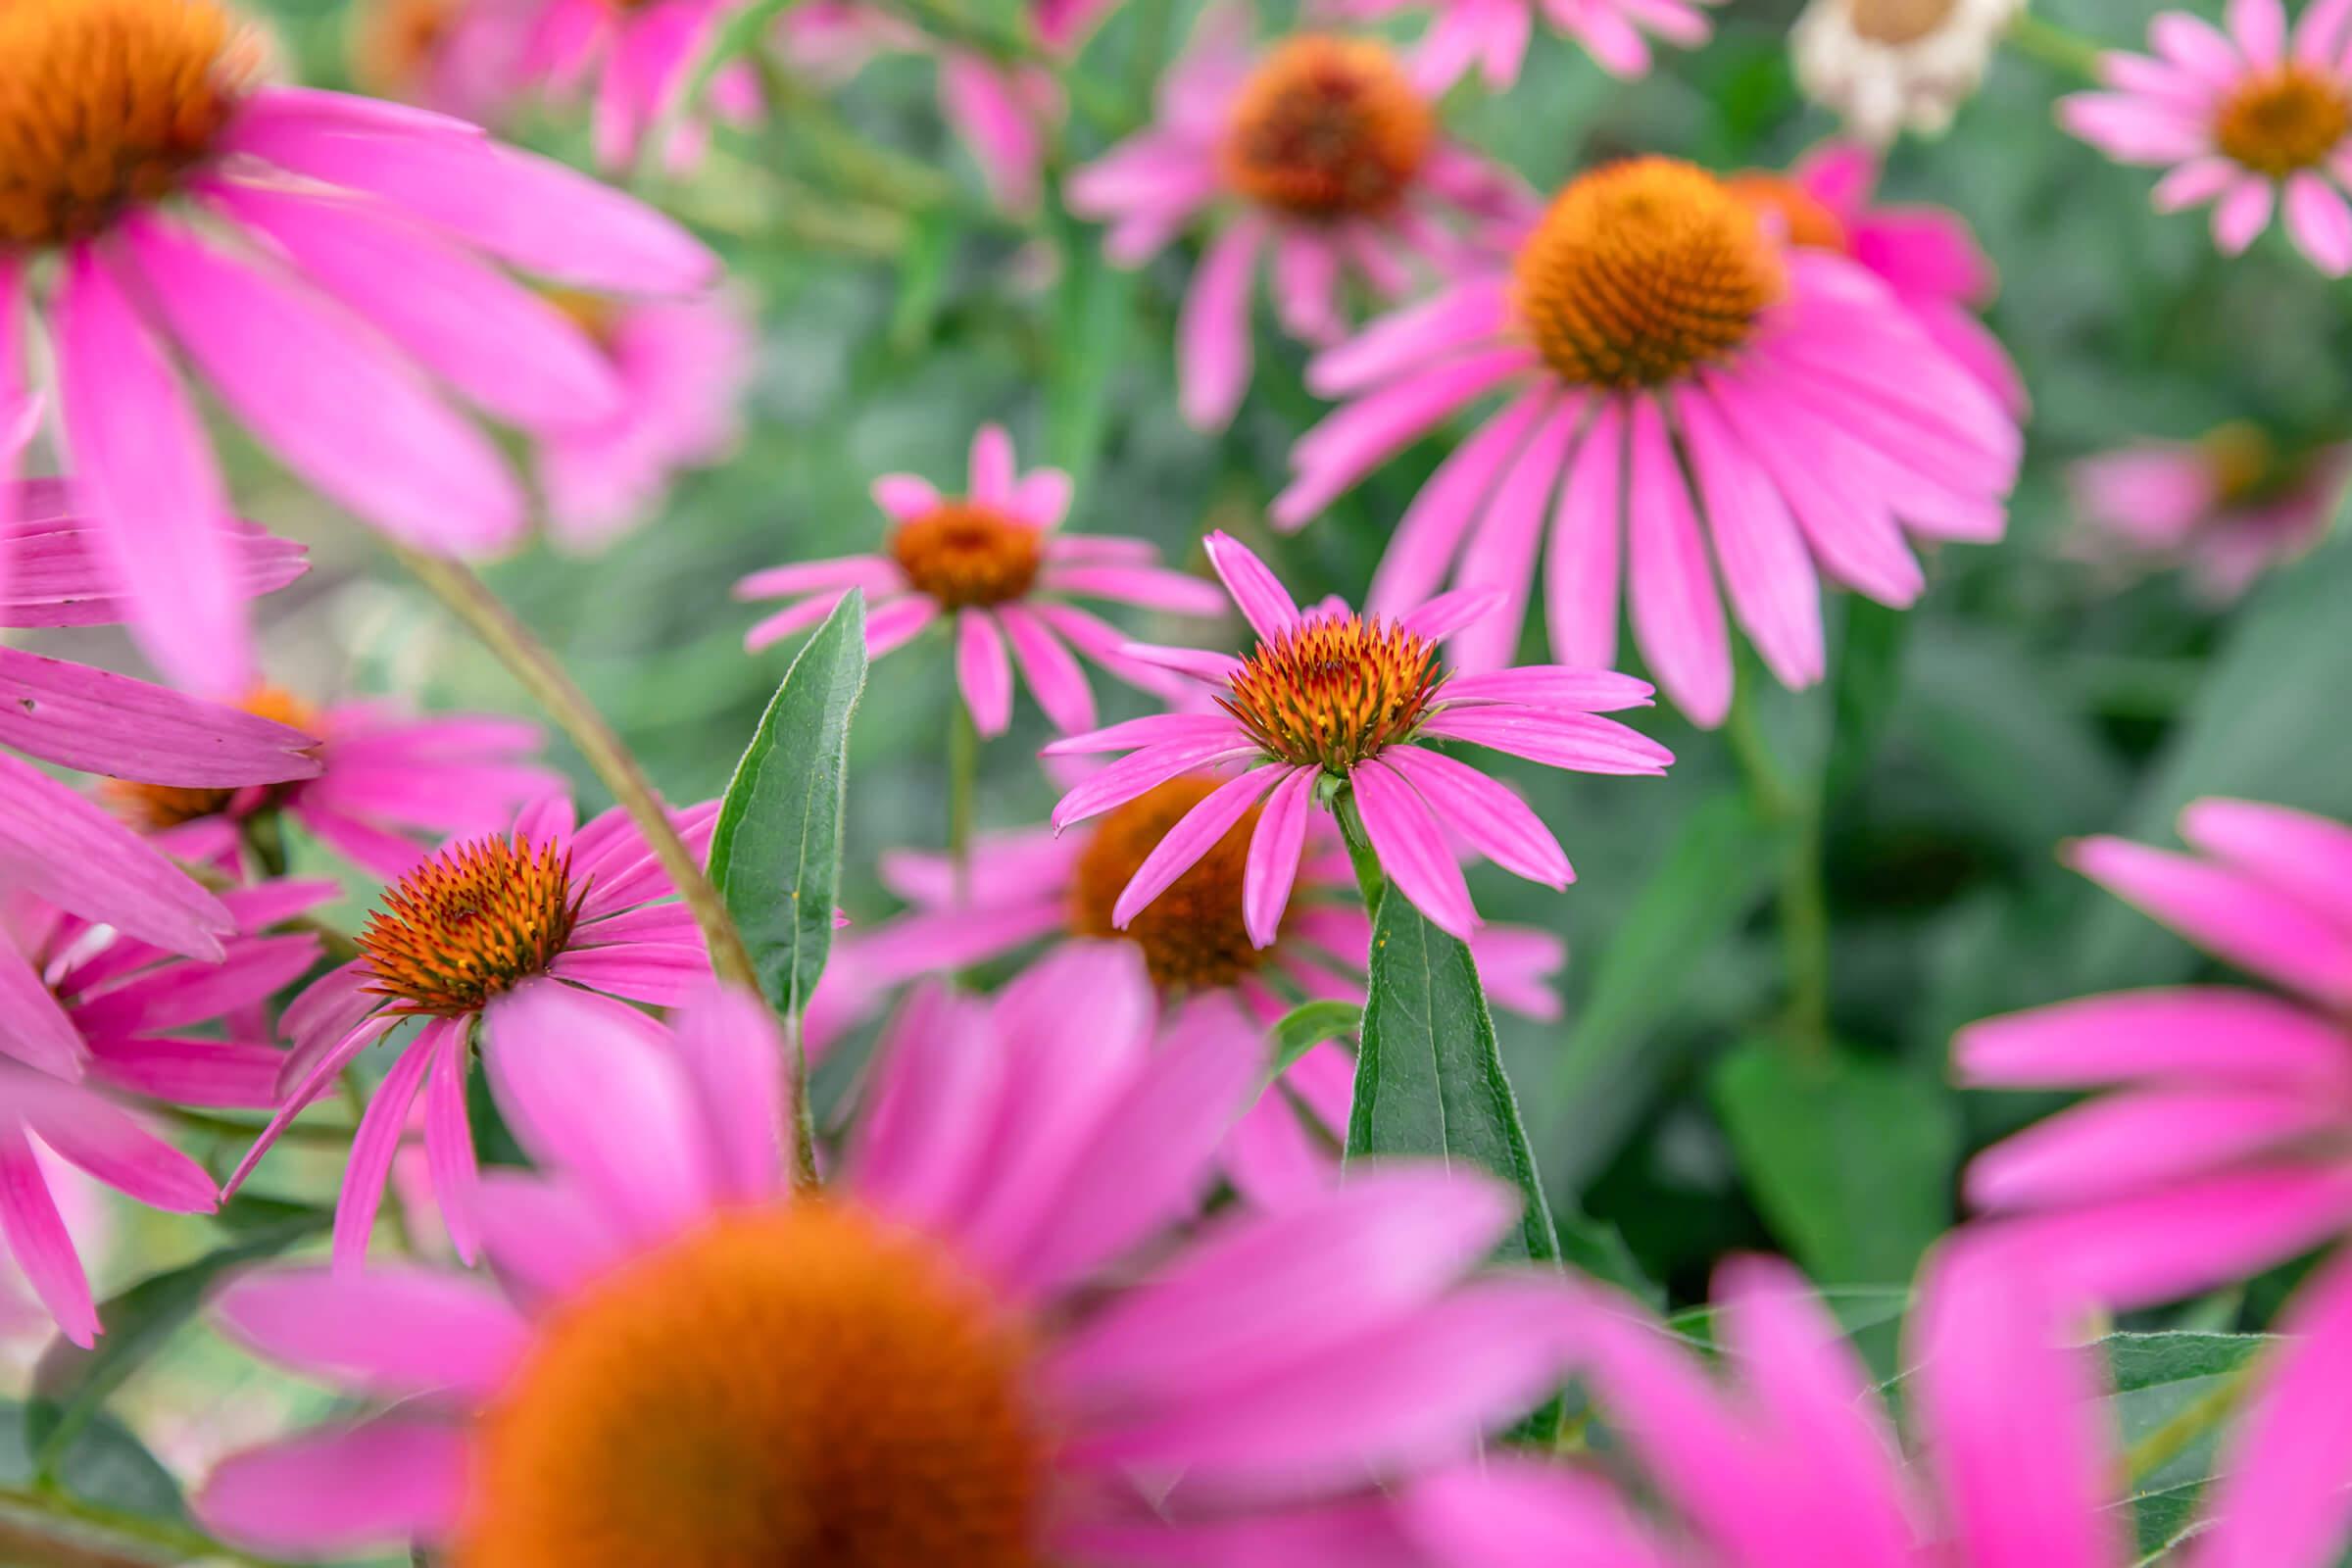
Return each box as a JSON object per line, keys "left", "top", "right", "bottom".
{"left": 2068, "top": 424, "right": 2350, "bottom": 602}
{"left": 0, "top": 878, "right": 344, "bottom": 1346}
{"left": 349, "top": 0, "right": 533, "bottom": 126}
{"left": 736, "top": 423, "right": 1226, "bottom": 736}
{"left": 533, "top": 288, "right": 756, "bottom": 550}
{"left": 780, "top": 0, "right": 1109, "bottom": 214}
{"left": 197, "top": 958, "right": 1577, "bottom": 1563}
{"left": 813, "top": 779, "right": 1565, "bottom": 1203}
{"left": 1729, "top": 139, "right": 2025, "bottom": 414}
{"left": 1047, "top": 531, "right": 1670, "bottom": 942}
{"left": 1399, "top": 1246, "right": 2352, "bottom": 1568}
{"left": 1955, "top": 798, "right": 2352, "bottom": 1312}
{"left": 1067, "top": 11, "right": 1533, "bottom": 432}
{"left": 2063, "top": 0, "right": 2352, "bottom": 273}
{"left": 499, "top": 0, "right": 762, "bottom": 172}
{"left": 99, "top": 685, "right": 562, "bottom": 880}
{"left": 221, "top": 796, "right": 717, "bottom": 1272}
{"left": 0, "top": 0, "right": 716, "bottom": 692}
{"left": 1324, "top": 0, "right": 1722, "bottom": 91}
{"left": 1271, "top": 156, "right": 2023, "bottom": 726}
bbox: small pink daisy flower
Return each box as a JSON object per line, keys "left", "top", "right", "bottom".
{"left": 736, "top": 423, "right": 1227, "bottom": 737}
{"left": 1067, "top": 7, "right": 1534, "bottom": 432}
{"left": 1271, "top": 156, "right": 2023, "bottom": 726}
{"left": 2063, "top": 0, "right": 2352, "bottom": 273}
{"left": 534, "top": 289, "right": 756, "bottom": 551}
{"left": 197, "top": 958, "right": 1578, "bottom": 1563}
{"left": 222, "top": 795, "right": 718, "bottom": 1272}
{"left": 1324, "top": 0, "right": 1722, "bottom": 92}
{"left": 812, "top": 779, "right": 1565, "bottom": 1203}
{"left": 1955, "top": 798, "right": 2352, "bottom": 1313}
{"left": 2069, "top": 424, "right": 2351, "bottom": 603}
{"left": 1047, "top": 531, "right": 1671, "bottom": 943}
{"left": 1399, "top": 1246, "right": 2352, "bottom": 1568}
{"left": 1730, "top": 138, "right": 2026, "bottom": 415}
{"left": 0, "top": 877, "right": 347, "bottom": 1345}
{"left": 0, "top": 0, "right": 717, "bottom": 692}
{"left": 99, "top": 685, "right": 562, "bottom": 880}
{"left": 508, "top": 0, "right": 764, "bottom": 172}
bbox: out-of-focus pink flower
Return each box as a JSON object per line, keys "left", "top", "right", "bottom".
{"left": 2, "top": 492, "right": 321, "bottom": 968}
{"left": 349, "top": 0, "right": 534, "bottom": 126}
{"left": 1068, "top": 7, "right": 1534, "bottom": 432}
{"left": 222, "top": 797, "right": 717, "bottom": 1273}
{"left": 1046, "top": 531, "right": 1670, "bottom": 942}
{"left": 1731, "top": 139, "right": 2025, "bottom": 414}
{"left": 0, "top": 0, "right": 716, "bottom": 692}
{"left": 198, "top": 960, "right": 1577, "bottom": 1563}
{"left": 0, "top": 878, "right": 348, "bottom": 1346}
{"left": 735, "top": 424, "right": 1226, "bottom": 737}
{"left": 1396, "top": 1247, "right": 2352, "bottom": 1568}
{"left": 535, "top": 289, "right": 757, "bottom": 551}
{"left": 1956, "top": 798, "right": 2352, "bottom": 1313}
{"left": 812, "top": 780, "right": 1565, "bottom": 1203}
{"left": 1271, "top": 156, "right": 2021, "bottom": 727}
{"left": 2064, "top": 0, "right": 2352, "bottom": 273}
{"left": 2068, "top": 425, "right": 2349, "bottom": 602}
{"left": 1325, "top": 0, "right": 1722, "bottom": 91}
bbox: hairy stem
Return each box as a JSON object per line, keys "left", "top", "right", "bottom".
{"left": 948, "top": 697, "right": 978, "bottom": 905}
{"left": 1724, "top": 687, "right": 1830, "bottom": 1057}
{"left": 392, "top": 546, "right": 760, "bottom": 996}
{"left": 1334, "top": 787, "right": 1387, "bottom": 915}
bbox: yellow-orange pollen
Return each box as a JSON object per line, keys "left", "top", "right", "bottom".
{"left": 2215, "top": 63, "right": 2351, "bottom": 177}
{"left": 1514, "top": 158, "right": 1785, "bottom": 389}
{"left": 1221, "top": 612, "right": 1443, "bottom": 772}
{"left": 0, "top": 0, "right": 264, "bottom": 250}
{"left": 357, "top": 835, "right": 582, "bottom": 1016}
{"left": 888, "top": 503, "right": 1043, "bottom": 610}
{"left": 1218, "top": 35, "right": 1433, "bottom": 220}
{"left": 453, "top": 1203, "right": 1043, "bottom": 1568}
{"left": 1726, "top": 172, "right": 1851, "bottom": 254}
{"left": 1846, "top": 0, "right": 1962, "bottom": 47}
{"left": 102, "top": 686, "right": 322, "bottom": 831}
{"left": 1070, "top": 777, "right": 1280, "bottom": 991}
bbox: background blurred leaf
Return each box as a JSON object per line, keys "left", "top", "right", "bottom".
{"left": 1266, "top": 1000, "right": 1359, "bottom": 1077}
{"left": 710, "top": 591, "right": 871, "bottom": 1017}
{"left": 0, "top": 1399, "right": 182, "bottom": 1523}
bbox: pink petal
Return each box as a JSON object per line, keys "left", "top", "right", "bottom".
{"left": 1673, "top": 384, "right": 1825, "bottom": 690}
{"left": 1954, "top": 988, "right": 2352, "bottom": 1093}
{"left": 956, "top": 609, "right": 1015, "bottom": 737}
{"left": 1365, "top": 387, "right": 1550, "bottom": 616}
{"left": 2194, "top": 1250, "right": 2352, "bottom": 1568}
{"left": 2231, "top": 0, "right": 2288, "bottom": 63}
{"left": 0, "top": 1124, "right": 97, "bottom": 1347}
{"left": 997, "top": 603, "right": 1097, "bottom": 734}
{"left": 1449, "top": 398, "right": 1579, "bottom": 673}
{"left": 1243, "top": 767, "right": 1317, "bottom": 949}
{"left": 2215, "top": 175, "right": 2278, "bottom": 255}
{"left": 1967, "top": 1085, "right": 2340, "bottom": 1211}
{"left": 197, "top": 1419, "right": 466, "bottom": 1556}
{"left": 1112, "top": 765, "right": 1284, "bottom": 927}
{"left": 2284, "top": 172, "right": 2352, "bottom": 273}
{"left": 1051, "top": 735, "right": 1256, "bottom": 829}
{"left": 333, "top": 1036, "right": 434, "bottom": 1275}
{"left": 214, "top": 1265, "right": 526, "bottom": 1398}
{"left": 1417, "top": 705, "right": 1674, "bottom": 775}
{"left": 1624, "top": 396, "right": 1733, "bottom": 727}
{"left": 2179, "top": 797, "right": 2352, "bottom": 930}
{"left": 967, "top": 422, "right": 1018, "bottom": 506}
{"left": 1381, "top": 745, "right": 1571, "bottom": 888}
{"left": 1273, "top": 348, "right": 1538, "bottom": 528}
{"left": 1202, "top": 529, "right": 1301, "bottom": 638}
{"left": 1546, "top": 400, "right": 1627, "bottom": 669}
{"left": 1306, "top": 279, "right": 1510, "bottom": 399}
{"left": 1350, "top": 758, "right": 1480, "bottom": 939}
{"left": 2068, "top": 834, "right": 2352, "bottom": 1008}
{"left": 423, "top": 1020, "right": 481, "bottom": 1264}
{"left": 1179, "top": 216, "right": 1266, "bottom": 431}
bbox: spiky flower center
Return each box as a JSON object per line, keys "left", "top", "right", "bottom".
{"left": 0, "top": 0, "right": 263, "bottom": 249}
{"left": 454, "top": 1203, "right": 1043, "bottom": 1568}
{"left": 889, "top": 504, "right": 1043, "bottom": 610}
{"left": 1846, "top": 0, "right": 1961, "bottom": 46}
{"left": 357, "top": 835, "right": 582, "bottom": 1016}
{"left": 1513, "top": 158, "right": 1785, "bottom": 389}
{"left": 101, "top": 686, "right": 321, "bottom": 831}
{"left": 1069, "top": 777, "right": 1279, "bottom": 991}
{"left": 2215, "top": 64, "right": 2352, "bottom": 177}
{"left": 1219, "top": 35, "right": 1433, "bottom": 220}
{"left": 1726, "top": 172, "right": 1851, "bottom": 253}
{"left": 1221, "top": 612, "right": 1443, "bottom": 772}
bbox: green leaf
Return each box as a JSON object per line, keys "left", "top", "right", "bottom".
{"left": 1346, "top": 890, "right": 1559, "bottom": 1271}
{"left": 1710, "top": 1039, "right": 1958, "bottom": 1288}
{"left": 1265, "top": 1000, "right": 1359, "bottom": 1078}
{"left": 2104, "top": 1330, "right": 2275, "bottom": 1395}
{"left": 709, "top": 590, "right": 871, "bottom": 1018}
{"left": 24, "top": 1212, "right": 326, "bottom": 1474}
{"left": 0, "top": 1400, "right": 182, "bottom": 1523}
{"left": 889, "top": 207, "right": 958, "bottom": 355}
{"left": 1535, "top": 792, "right": 1788, "bottom": 1190}
{"left": 1042, "top": 210, "right": 1139, "bottom": 498}
{"left": 1825, "top": 598, "right": 1911, "bottom": 805}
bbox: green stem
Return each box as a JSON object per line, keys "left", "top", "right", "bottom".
{"left": 948, "top": 696, "right": 978, "bottom": 906}
{"left": 161, "top": 1106, "right": 361, "bottom": 1147}
{"left": 391, "top": 546, "right": 760, "bottom": 999}
{"left": 1334, "top": 787, "right": 1386, "bottom": 914}
{"left": 236, "top": 811, "right": 288, "bottom": 880}
{"left": 2006, "top": 12, "right": 2107, "bottom": 79}
{"left": 1723, "top": 686, "right": 1830, "bottom": 1057}
{"left": 0, "top": 1488, "right": 271, "bottom": 1568}
{"left": 2126, "top": 1361, "right": 2258, "bottom": 1484}
{"left": 783, "top": 1011, "right": 821, "bottom": 1193}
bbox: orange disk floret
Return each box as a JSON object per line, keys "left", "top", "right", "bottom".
{"left": 357, "top": 834, "right": 582, "bottom": 1015}
{"left": 2215, "top": 64, "right": 2352, "bottom": 177}
{"left": 1070, "top": 776, "right": 1280, "bottom": 990}
{"left": 349, "top": 0, "right": 453, "bottom": 98}
{"left": 1845, "top": 0, "right": 1962, "bottom": 46}
{"left": 888, "top": 503, "right": 1045, "bottom": 609}
{"left": 1725, "top": 172, "right": 1851, "bottom": 254}
{"left": 0, "top": 0, "right": 264, "bottom": 249}
{"left": 1513, "top": 157, "right": 1786, "bottom": 389}
{"left": 1219, "top": 35, "right": 1434, "bottom": 220}
{"left": 102, "top": 686, "right": 322, "bottom": 831}
{"left": 453, "top": 1203, "right": 1044, "bottom": 1568}
{"left": 1220, "top": 612, "right": 1444, "bottom": 772}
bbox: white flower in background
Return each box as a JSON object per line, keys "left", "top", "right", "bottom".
{"left": 1793, "top": 0, "right": 2027, "bottom": 143}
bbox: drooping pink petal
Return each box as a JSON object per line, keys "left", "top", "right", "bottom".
{"left": 2068, "top": 834, "right": 2352, "bottom": 1008}
{"left": 197, "top": 1419, "right": 467, "bottom": 1556}
{"left": 422, "top": 1019, "right": 482, "bottom": 1265}
{"left": 1366, "top": 387, "right": 1550, "bottom": 617}
{"left": 1243, "top": 766, "right": 1317, "bottom": 949}
{"left": 1623, "top": 396, "right": 1733, "bottom": 727}
{"left": 2193, "top": 1250, "right": 2352, "bottom": 1568}
{"left": 2215, "top": 175, "right": 2279, "bottom": 254}
{"left": 1449, "top": 399, "right": 1580, "bottom": 673}
{"left": 956, "top": 609, "right": 1016, "bottom": 736}
{"left": 1673, "top": 384, "right": 1825, "bottom": 689}
{"left": 1274, "top": 349, "right": 1538, "bottom": 528}
{"left": 1350, "top": 758, "right": 1479, "bottom": 939}
{"left": 1051, "top": 735, "right": 1258, "bottom": 829}
{"left": 1967, "top": 1085, "right": 2339, "bottom": 1212}
{"left": 1381, "top": 746, "right": 1571, "bottom": 888}
{"left": 2284, "top": 172, "right": 2352, "bottom": 273}
{"left": 1112, "top": 765, "right": 1284, "bottom": 927}
{"left": 996, "top": 604, "right": 1097, "bottom": 734}
{"left": 0, "top": 757, "right": 234, "bottom": 960}
{"left": 1954, "top": 988, "right": 2352, "bottom": 1093}
{"left": 213, "top": 1266, "right": 527, "bottom": 1398}
{"left": 333, "top": 1035, "right": 435, "bottom": 1275}
{"left": 1179, "top": 216, "right": 1268, "bottom": 432}
{"left": 0, "top": 1123, "right": 96, "bottom": 1348}
{"left": 1545, "top": 400, "right": 1627, "bottom": 670}
{"left": 2179, "top": 797, "right": 2352, "bottom": 931}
